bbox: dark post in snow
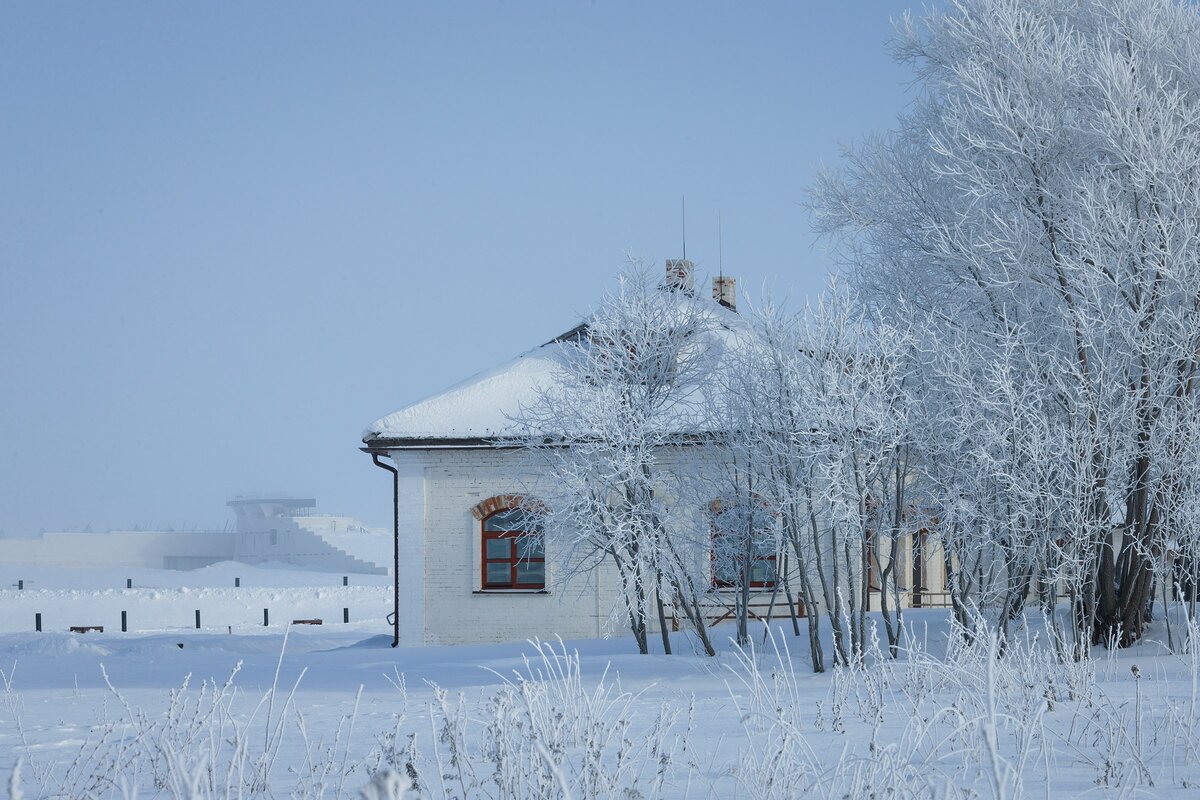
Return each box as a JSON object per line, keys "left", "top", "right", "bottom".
{"left": 34, "top": 613, "right": 41, "bottom": 632}
{"left": 235, "top": 577, "right": 240, "bottom": 587}
{"left": 126, "top": 578, "right": 132, "bottom": 589}
{"left": 343, "top": 607, "right": 349, "bottom": 623}
{"left": 343, "top": 575, "right": 348, "bottom": 586}
{"left": 121, "top": 611, "right": 127, "bottom": 632}
{"left": 17, "top": 580, "right": 23, "bottom": 591}
{"left": 263, "top": 608, "right": 269, "bottom": 626}
{"left": 194, "top": 609, "right": 201, "bottom": 629}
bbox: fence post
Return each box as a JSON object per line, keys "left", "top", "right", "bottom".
{"left": 34, "top": 613, "right": 41, "bottom": 632}
{"left": 17, "top": 580, "right": 23, "bottom": 591}
{"left": 235, "top": 577, "right": 240, "bottom": 588}
{"left": 263, "top": 608, "right": 269, "bottom": 626}
{"left": 343, "top": 607, "right": 349, "bottom": 623}
{"left": 126, "top": 578, "right": 132, "bottom": 589}
{"left": 121, "top": 611, "right": 127, "bottom": 633}
{"left": 195, "top": 609, "right": 201, "bottom": 629}
{"left": 343, "top": 575, "right": 348, "bottom": 586}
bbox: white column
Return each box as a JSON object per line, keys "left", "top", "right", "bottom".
{"left": 392, "top": 456, "right": 427, "bottom": 646}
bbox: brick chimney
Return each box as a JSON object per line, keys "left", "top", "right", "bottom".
{"left": 665, "top": 259, "right": 694, "bottom": 293}
{"left": 712, "top": 276, "right": 736, "bottom": 311}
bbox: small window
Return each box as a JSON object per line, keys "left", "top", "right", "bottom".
{"left": 481, "top": 507, "right": 545, "bottom": 590}
{"left": 712, "top": 533, "right": 777, "bottom": 588}
{"left": 710, "top": 498, "right": 777, "bottom": 589}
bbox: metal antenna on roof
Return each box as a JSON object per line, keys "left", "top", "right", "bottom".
{"left": 718, "top": 211, "right": 724, "bottom": 280}
{"left": 681, "top": 195, "right": 687, "bottom": 260}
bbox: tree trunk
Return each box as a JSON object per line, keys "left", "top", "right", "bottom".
{"left": 655, "top": 581, "right": 672, "bottom": 655}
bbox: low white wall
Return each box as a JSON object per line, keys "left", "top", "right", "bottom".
{"left": 0, "top": 584, "right": 388, "bottom": 634}
{"left": 0, "top": 531, "right": 235, "bottom": 569}
{"left": 0, "top": 521, "right": 389, "bottom": 575}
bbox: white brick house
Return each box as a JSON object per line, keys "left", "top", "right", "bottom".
{"left": 362, "top": 263, "right": 946, "bottom": 647}
{"left": 360, "top": 261, "right": 737, "bottom": 647}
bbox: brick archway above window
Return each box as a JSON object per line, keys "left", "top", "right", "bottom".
{"left": 470, "top": 495, "right": 524, "bottom": 521}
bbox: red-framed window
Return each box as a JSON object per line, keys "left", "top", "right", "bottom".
{"left": 481, "top": 507, "right": 545, "bottom": 590}
{"left": 710, "top": 498, "right": 777, "bottom": 589}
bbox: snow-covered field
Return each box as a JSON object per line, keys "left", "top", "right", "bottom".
{"left": 2, "top": 564, "right": 1199, "bottom": 798}
{"left": 0, "top": 562, "right": 390, "bottom": 635}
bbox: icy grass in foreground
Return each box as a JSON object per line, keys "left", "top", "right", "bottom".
{"left": 3, "top": 636, "right": 688, "bottom": 800}
{"left": 6, "top": 613, "right": 1200, "bottom": 798}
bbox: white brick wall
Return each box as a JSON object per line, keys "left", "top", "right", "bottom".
{"left": 408, "top": 448, "right": 618, "bottom": 645}
{"left": 391, "top": 445, "right": 947, "bottom": 646}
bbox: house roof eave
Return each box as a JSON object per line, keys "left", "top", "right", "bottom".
{"left": 361, "top": 436, "right": 519, "bottom": 452}
{"left": 361, "top": 430, "right": 729, "bottom": 455}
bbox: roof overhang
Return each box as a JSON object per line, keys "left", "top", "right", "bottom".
{"left": 361, "top": 436, "right": 521, "bottom": 452}
{"left": 361, "top": 430, "right": 728, "bottom": 455}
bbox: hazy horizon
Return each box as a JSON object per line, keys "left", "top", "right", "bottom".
{"left": 2, "top": 1, "right": 919, "bottom": 536}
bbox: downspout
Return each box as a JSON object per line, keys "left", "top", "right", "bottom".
{"left": 372, "top": 453, "right": 401, "bottom": 648}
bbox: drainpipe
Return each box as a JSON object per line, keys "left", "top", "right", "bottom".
{"left": 372, "top": 453, "right": 400, "bottom": 648}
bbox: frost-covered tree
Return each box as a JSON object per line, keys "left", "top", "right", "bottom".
{"left": 515, "top": 265, "right": 719, "bottom": 656}
{"left": 714, "top": 299, "right": 829, "bottom": 667}
{"left": 911, "top": 328, "right": 1085, "bottom": 646}
{"left": 794, "top": 289, "right": 917, "bottom": 663}
{"left": 719, "top": 287, "right": 917, "bottom": 668}
{"left": 813, "top": 0, "right": 1200, "bottom": 647}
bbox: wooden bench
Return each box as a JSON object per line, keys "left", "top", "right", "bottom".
{"left": 69, "top": 626, "right": 103, "bottom": 633}
{"left": 292, "top": 618, "right": 323, "bottom": 625}
{"left": 670, "top": 596, "right": 806, "bottom": 631}
{"left": 706, "top": 598, "right": 806, "bottom": 628}
{"left": 910, "top": 591, "right": 953, "bottom": 608}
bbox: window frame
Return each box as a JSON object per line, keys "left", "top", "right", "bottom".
{"left": 480, "top": 507, "right": 546, "bottom": 591}
{"left": 709, "top": 498, "right": 778, "bottom": 590}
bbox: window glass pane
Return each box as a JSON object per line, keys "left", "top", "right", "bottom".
{"left": 516, "top": 534, "right": 544, "bottom": 559}
{"left": 486, "top": 563, "right": 512, "bottom": 586}
{"left": 516, "top": 562, "right": 545, "bottom": 586}
{"left": 751, "top": 560, "right": 776, "bottom": 585}
{"left": 486, "top": 538, "right": 511, "bottom": 560}
{"left": 484, "top": 508, "right": 526, "bottom": 531}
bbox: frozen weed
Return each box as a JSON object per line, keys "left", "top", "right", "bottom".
{"left": 7, "top": 759, "right": 22, "bottom": 800}
{"left": 8, "top": 611, "right": 1200, "bottom": 797}
{"left": 412, "top": 637, "right": 689, "bottom": 799}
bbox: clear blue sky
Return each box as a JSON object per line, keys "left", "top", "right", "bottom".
{"left": 0, "top": 1, "right": 920, "bottom": 535}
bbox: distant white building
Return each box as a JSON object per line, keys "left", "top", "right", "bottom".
{"left": 0, "top": 497, "right": 387, "bottom": 573}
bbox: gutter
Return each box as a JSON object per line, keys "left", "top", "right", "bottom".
{"left": 361, "top": 437, "right": 519, "bottom": 450}
{"left": 371, "top": 453, "right": 401, "bottom": 648}
{"left": 360, "top": 431, "right": 727, "bottom": 452}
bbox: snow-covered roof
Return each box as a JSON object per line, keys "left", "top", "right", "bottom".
{"left": 362, "top": 292, "right": 746, "bottom": 449}
{"left": 363, "top": 343, "right": 570, "bottom": 445}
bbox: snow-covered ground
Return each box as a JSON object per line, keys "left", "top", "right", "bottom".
{"left": 1, "top": 565, "right": 1198, "bottom": 798}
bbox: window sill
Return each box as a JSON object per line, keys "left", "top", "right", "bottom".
{"left": 472, "top": 589, "right": 551, "bottom": 595}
